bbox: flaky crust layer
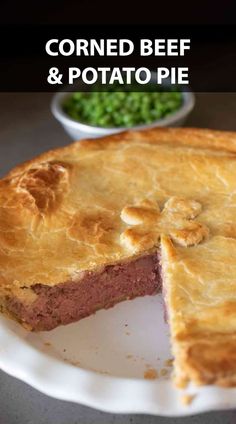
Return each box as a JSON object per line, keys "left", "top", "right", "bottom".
{"left": 1, "top": 127, "right": 236, "bottom": 386}
{"left": 161, "top": 236, "right": 236, "bottom": 387}
{"left": 3, "top": 127, "right": 233, "bottom": 292}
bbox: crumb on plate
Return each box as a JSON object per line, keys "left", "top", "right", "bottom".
{"left": 144, "top": 368, "right": 159, "bottom": 380}
{"left": 164, "top": 358, "right": 174, "bottom": 367}
{"left": 160, "top": 368, "right": 168, "bottom": 377}
{"left": 64, "top": 359, "right": 81, "bottom": 367}
{"left": 181, "top": 394, "right": 196, "bottom": 406}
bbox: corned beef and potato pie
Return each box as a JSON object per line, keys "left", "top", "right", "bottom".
{"left": 1, "top": 127, "right": 236, "bottom": 388}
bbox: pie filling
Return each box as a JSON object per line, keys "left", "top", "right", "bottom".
{"left": 6, "top": 252, "right": 162, "bottom": 331}
{"left": 4, "top": 128, "right": 236, "bottom": 386}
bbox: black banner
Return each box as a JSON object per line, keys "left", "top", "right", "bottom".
{"left": 1, "top": 25, "right": 236, "bottom": 92}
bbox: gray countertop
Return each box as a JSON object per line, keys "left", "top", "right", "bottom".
{"left": 1, "top": 93, "right": 236, "bottom": 424}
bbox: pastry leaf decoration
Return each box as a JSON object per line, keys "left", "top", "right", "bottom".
{"left": 120, "top": 197, "right": 209, "bottom": 252}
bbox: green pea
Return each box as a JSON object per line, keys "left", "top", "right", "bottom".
{"left": 63, "top": 87, "right": 182, "bottom": 128}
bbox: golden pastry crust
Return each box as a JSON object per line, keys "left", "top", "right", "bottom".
{"left": 1, "top": 127, "right": 236, "bottom": 385}
{"left": 161, "top": 236, "right": 236, "bottom": 387}
{"left": 2, "top": 126, "right": 229, "bottom": 290}
{"left": 120, "top": 197, "right": 208, "bottom": 252}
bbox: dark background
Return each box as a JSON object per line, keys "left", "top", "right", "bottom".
{"left": 1, "top": 24, "right": 236, "bottom": 92}
{"left": 1, "top": 0, "right": 236, "bottom": 91}
{"left": 1, "top": 0, "right": 236, "bottom": 24}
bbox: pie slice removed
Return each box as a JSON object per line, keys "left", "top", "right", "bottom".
{"left": 161, "top": 235, "right": 236, "bottom": 387}
{"left": 1, "top": 127, "right": 236, "bottom": 387}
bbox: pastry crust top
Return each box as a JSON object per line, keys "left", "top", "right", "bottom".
{"left": 1, "top": 126, "right": 236, "bottom": 384}
{"left": 1, "top": 127, "right": 236, "bottom": 293}
{"left": 161, "top": 236, "right": 236, "bottom": 387}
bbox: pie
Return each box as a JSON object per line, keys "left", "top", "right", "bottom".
{"left": 1, "top": 127, "right": 236, "bottom": 387}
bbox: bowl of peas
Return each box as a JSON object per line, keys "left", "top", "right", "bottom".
{"left": 51, "top": 83, "right": 195, "bottom": 140}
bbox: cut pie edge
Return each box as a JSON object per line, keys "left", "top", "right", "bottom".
{"left": 161, "top": 235, "right": 236, "bottom": 388}
{"left": 4, "top": 251, "right": 162, "bottom": 331}
{"left": 1, "top": 126, "right": 236, "bottom": 387}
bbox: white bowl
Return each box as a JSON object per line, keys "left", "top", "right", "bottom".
{"left": 51, "top": 89, "right": 195, "bottom": 140}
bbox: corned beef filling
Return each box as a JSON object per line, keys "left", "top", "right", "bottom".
{"left": 6, "top": 253, "right": 162, "bottom": 331}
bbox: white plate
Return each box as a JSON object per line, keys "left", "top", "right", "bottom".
{"left": 0, "top": 293, "right": 236, "bottom": 416}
